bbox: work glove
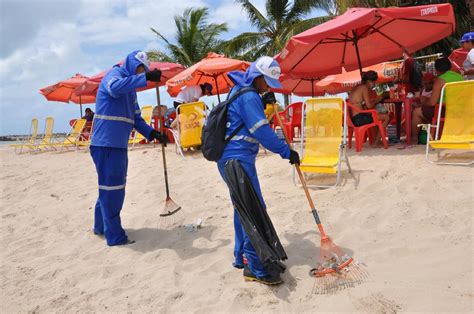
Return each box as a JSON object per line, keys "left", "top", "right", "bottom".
{"left": 149, "top": 129, "right": 168, "bottom": 146}
{"left": 145, "top": 69, "right": 162, "bottom": 82}
{"left": 262, "top": 92, "right": 276, "bottom": 105}
{"left": 289, "top": 149, "right": 300, "bottom": 165}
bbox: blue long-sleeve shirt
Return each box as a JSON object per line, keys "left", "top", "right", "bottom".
{"left": 91, "top": 51, "right": 154, "bottom": 148}
{"left": 220, "top": 85, "right": 290, "bottom": 164}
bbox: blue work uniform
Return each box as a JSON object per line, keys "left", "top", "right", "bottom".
{"left": 217, "top": 70, "right": 290, "bottom": 277}
{"left": 90, "top": 50, "right": 154, "bottom": 246}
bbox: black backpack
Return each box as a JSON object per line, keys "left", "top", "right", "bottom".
{"left": 201, "top": 87, "right": 257, "bottom": 161}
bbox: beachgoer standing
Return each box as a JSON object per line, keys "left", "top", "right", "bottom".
{"left": 173, "top": 83, "right": 213, "bottom": 109}
{"left": 90, "top": 50, "right": 167, "bottom": 246}
{"left": 459, "top": 32, "right": 474, "bottom": 80}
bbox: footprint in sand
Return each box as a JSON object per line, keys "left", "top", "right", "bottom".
{"left": 353, "top": 293, "right": 402, "bottom": 313}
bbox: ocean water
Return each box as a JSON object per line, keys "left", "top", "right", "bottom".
{"left": 0, "top": 140, "right": 21, "bottom": 146}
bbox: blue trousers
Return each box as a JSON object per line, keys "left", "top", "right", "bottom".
{"left": 90, "top": 146, "right": 128, "bottom": 246}
{"left": 218, "top": 160, "right": 268, "bottom": 278}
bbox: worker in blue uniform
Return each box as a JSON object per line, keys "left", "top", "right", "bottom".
{"left": 90, "top": 50, "right": 167, "bottom": 246}
{"left": 217, "top": 56, "right": 300, "bottom": 285}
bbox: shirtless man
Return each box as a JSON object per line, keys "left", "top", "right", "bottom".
{"left": 348, "top": 70, "right": 390, "bottom": 145}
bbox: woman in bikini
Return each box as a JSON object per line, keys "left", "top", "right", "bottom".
{"left": 348, "top": 70, "right": 390, "bottom": 146}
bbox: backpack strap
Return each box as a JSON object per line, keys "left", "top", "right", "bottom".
{"left": 224, "top": 87, "right": 257, "bottom": 144}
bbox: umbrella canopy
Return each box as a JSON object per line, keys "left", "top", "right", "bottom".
{"left": 40, "top": 73, "right": 96, "bottom": 116}
{"left": 449, "top": 48, "right": 468, "bottom": 73}
{"left": 274, "top": 62, "right": 400, "bottom": 96}
{"left": 75, "top": 61, "right": 185, "bottom": 97}
{"left": 277, "top": 4, "right": 455, "bottom": 78}
{"left": 166, "top": 52, "right": 250, "bottom": 102}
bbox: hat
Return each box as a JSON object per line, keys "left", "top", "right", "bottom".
{"left": 253, "top": 56, "right": 282, "bottom": 89}
{"left": 459, "top": 32, "right": 474, "bottom": 43}
{"left": 134, "top": 50, "right": 150, "bottom": 71}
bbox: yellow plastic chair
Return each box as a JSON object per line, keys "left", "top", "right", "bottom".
{"left": 175, "top": 102, "right": 206, "bottom": 154}
{"left": 129, "top": 105, "right": 154, "bottom": 149}
{"left": 11, "top": 118, "right": 38, "bottom": 154}
{"left": 27, "top": 117, "right": 55, "bottom": 152}
{"left": 54, "top": 119, "right": 87, "bottom": 151}
{"left": 425, "top": 81, "right": 474, "bottom": 165}
{"left": 295, "top": 97, "right": 352, "bottom": 187}
{"left": 76, "top": 120, "right": 94, "bottom": 150}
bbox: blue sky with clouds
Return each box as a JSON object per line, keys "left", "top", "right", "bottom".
{"left": 0, "top": 0, "right": 325, "bottom": 135}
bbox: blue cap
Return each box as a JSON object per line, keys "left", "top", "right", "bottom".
{"left": 460, "top": 32, "right": 474, "bottom": 43}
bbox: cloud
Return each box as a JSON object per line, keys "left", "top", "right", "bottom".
{"left": 0, "top": 0, "right": 284, "bottom": 135}
{"left": 0, "top": 0, "right": 81, "bottom": 58}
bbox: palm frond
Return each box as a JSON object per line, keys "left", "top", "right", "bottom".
{"left": 147, "top": 50, "right": 176, "bottom": 63}
{"left": 224, "top": 32, "right": 267, "bottom": 57}
{"left": 236, "top": 0, "right": 272, "bottom": 31}
{"left": 286, "top": 15, "right": 332, "bottom": 38}
{"left": 286, "top": 0, "right": 330, "bottom": 22}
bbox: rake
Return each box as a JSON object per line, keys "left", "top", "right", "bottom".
{"left": 155, "top": 85, "right": 182, "bottom": 219}
{"left": 272, "top": 103, "right": 367, "bottom": 293}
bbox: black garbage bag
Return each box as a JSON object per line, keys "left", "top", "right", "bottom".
{"left": 224, "top": 159, "right": 287, "bottom": 274}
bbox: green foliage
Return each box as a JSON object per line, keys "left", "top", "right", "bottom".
{"left": 148, "top": 7, "right": 228, "bottom": 66}
{"left": 225, "top": 0, "right": 332, "bottom": 60}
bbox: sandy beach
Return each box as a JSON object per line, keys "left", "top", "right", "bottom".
{"left": 0, "top": 144, "right": 472, "bottom": 312}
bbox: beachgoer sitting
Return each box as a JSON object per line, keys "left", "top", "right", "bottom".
{"left": 82, "top": 108, "right": 94, "bottom": 122}
{"left": 418, "top": 72, "right": 435, "bottom": 107}
{"left": 82, "top": 108, "right": 95, "bottom": 135}
{"left": 348, "top": 70, "right": 390, "bottom": 146}
{"left": 411, "top": 57, "right": 464, "bottom": 143}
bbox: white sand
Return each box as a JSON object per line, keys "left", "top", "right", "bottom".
{"left": 1, "top": 144, "right": 473, "bottom": 312}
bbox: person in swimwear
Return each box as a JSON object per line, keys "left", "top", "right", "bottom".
{"left": 348, "top": 70, "right": 390, "bottom": 146}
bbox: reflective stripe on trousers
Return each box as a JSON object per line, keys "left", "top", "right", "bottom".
{"left": 90, "top": 146, "right": 129, "bottom": 246}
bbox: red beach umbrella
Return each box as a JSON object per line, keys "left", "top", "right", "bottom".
{"left": 277, "top": 4, "right": 455, "bottom": 78}
{"left": 40, "top": 73, "right": 96, "bottom": 116}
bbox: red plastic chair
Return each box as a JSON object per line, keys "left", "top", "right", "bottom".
{"left": 346, "top": 103, "right": 388, "bottom": 152}
{"left": 152, "top": 114, "right": 175, "bottom": 144}
{"left": 283, "top": 102, "right": 303, "bottom": 141}
{"left": 273, "top": 102, "right": 302, "bottom": 141}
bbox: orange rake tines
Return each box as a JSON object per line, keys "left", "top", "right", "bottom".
{"left": 272, "top": 103, "right": 367, "bottom": 293}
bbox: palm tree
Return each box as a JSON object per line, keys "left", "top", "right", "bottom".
{"left": 148, "top": 7, "right": 228, "bottom": 66}
{"left": 225, "top": 0, "right": 332, "bottom": 61}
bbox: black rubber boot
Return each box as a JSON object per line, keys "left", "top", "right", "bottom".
{"left": 243, "top": 265, "right": 283, "bottom": 286}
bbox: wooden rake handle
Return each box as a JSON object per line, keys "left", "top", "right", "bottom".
{"left": 271, "top": 103, "right": 326, "bottom": 237}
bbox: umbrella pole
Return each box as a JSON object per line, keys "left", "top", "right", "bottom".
{"left": 215, "top": 75, "right": 221, "bottom": 103}
{"left": 79, "top": 95, "right": 83, "bottom": 117}
{"left": 354, "top": 38, "right": 363, "bottom": 78}
{"left": 311, "top": 79, "right": 314, "bottom": 98}
{"left": 156, "top": 85, "right": 161, "bottom": 106}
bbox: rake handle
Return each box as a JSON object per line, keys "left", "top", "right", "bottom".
{"left": 272, "top": 103, "right": 327, "bottom": 238}
{"left": 155, "top": 85, "right": 170, "bottom": 198}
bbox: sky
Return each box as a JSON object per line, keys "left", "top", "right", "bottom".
{"left": 0, "top": 0, "right": 325, "bottom": 135}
